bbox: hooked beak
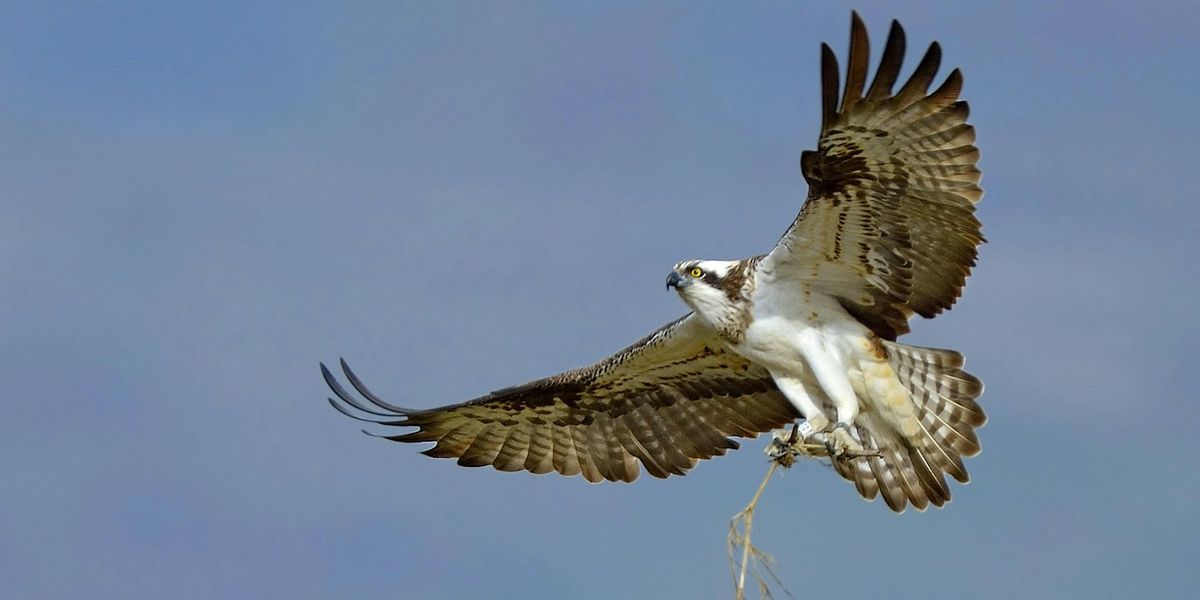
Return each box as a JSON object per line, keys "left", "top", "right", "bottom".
{"left": 666, "top": 271, "right": 685, "bottom": 291}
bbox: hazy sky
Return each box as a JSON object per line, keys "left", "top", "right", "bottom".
{"left": 3, "top": 1, "right": 1198, "bottom": 598}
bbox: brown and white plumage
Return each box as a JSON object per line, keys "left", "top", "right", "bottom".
{"left": 327, "top": 314, "right": 798, "bottom": 483}
{"left": 826, "top": 342, "right": 985, "bottom": 511}
{"left": 763, "top": 14, "right": 983, "bottom": 340}
{"left": 324, "top": 12, "right": 988, "bottom": 513}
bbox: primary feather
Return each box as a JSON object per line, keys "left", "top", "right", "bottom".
{"left": 326, "top": 315, "right": 798, "bottom": 482}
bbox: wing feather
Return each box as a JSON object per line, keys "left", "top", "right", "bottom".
{"left": 637, "top": 404, "right": 698, "bottom": 471}
{"left": 550, "top": 427, "right": 580, "bottom": 477}
{"left": 524, "top": 425, "right": 556, "bottom": 475}
{"left": 840, "top": 12, "right": 870, "bottom": 112}
{"left": 764, "top": 15, "right": 984, "bottom": 340}
{"left": 865, "top": 20, "right": 905, "bottom": 101}
{"left": 494, "top": 426, "right": 531, "bottom": 473}
{"left": 613, "top": 417, "right": 668, "bottom": 479}
{"left": 325, "top": 314, "right": 798, "bottom": 482}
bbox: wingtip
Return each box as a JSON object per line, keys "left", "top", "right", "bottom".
{"left": 926, "top": 41, "right": 943, "bottom": 65}
{"left": 319, "top": 362, "right": 341, "bottom": 391}
{"left": 819, "top": 42, "right": 840, "bottom": 128}
{"left": 328, "top": 396, "right": 410, "bottom": 424}
{"left": 842, "top": 10, "right": 871, "bottom": 112}
{"left": 336, "top": 357, "right": 421, "bottom": 414}
{"left": 887, "top": 20, "right": 907, "bottom": 52}
{"left": 328, "top": 396, "right": 367, "bottom": 421}
{"left": 865, "top": 19, "right": 908, "bottom": 102}
{"left": 948, "top": 67, "right": 964, "bottom": 86}
{"left": 895, "top": 40, "right": 945, "bottom": 103}
{"left": 850, "top": 10, "right": 866, "bottom": 34}
{"left": 322, "top": 356, "right": 419, "bottom": 418}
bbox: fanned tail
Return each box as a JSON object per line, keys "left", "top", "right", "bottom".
{"left": 885, "top": 340, "right": 986, "bottom": 477}
{"left": 832, "top": 341, "right": 985, "bottom": 512}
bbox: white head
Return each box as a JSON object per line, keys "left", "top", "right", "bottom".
{"left": 665, "top": 259, "right": 750, "bottom": 328}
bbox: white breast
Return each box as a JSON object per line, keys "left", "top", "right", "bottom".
{"left": 734, "top": 276, "right": 869, "bottom": 378}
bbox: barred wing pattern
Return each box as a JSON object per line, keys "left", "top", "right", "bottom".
{"left": 763, "top": 14, "right": 984, "bottom": 340}
{"left": 325, "top": 314, "right": 799, "bottom": 482}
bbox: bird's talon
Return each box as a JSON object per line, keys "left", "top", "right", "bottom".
{"left": 826, "top": 422, "right": 864, "bottom": 458}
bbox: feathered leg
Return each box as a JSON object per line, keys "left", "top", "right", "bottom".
{"left": 770, "top": 374, "right": 830, "bottom": 435}
{"left": 796, "top": 329, "right": 864, "bottom": 456}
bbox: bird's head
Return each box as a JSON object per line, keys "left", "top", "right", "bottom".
{"left": 666, "top": 259, "right": 748, "bottom": 325}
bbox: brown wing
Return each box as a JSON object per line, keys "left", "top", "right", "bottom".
{"left": 324, "top": 314, "right": 798, "bottom": 482}
{"left": 762, "top": 13, "right": 984, "bottom": 340}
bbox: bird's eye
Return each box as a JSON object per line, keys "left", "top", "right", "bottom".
{"left": 689, "top": 267, "right": 704, "bottom": 278}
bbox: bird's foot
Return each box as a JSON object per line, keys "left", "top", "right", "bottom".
{"left": 765, "top": 429, "right": 793, "bottom": 461}
{"left": 766, "top": 416, "right": 832, "bottom": 467}
{"left": 824, "top": 422, "right": 864, "bottom": 459}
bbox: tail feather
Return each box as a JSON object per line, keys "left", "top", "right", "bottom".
{"left": 888, "top": 445, "right": 932, "bottom": 510}
{"left": 889, "top": 343, "right": 987, "bottom": 429}
{"left": 906, "top": 440, "right": 951, "bottom": 504}
{"left": 829, "top": 424, "right": 908, "bottom": 510}
{"left": 913, "top": 421, "right": 969, "bottom": 483}
{"left": 830, "top": 341, "right": 986, "bottom": 512}
{"left": 835, "top": 429, "right": 881, "bottom": 500}
{"left": 886, "top": 340, "right": 986, "bottom": 491}
{"left": 865, "top": 448, "right": 907, "bottom": 512}
{"left": 837, "top": 419, "right": 949, "bottom": 511}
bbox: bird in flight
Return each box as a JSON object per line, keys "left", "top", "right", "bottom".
{"left": 324, "top": 12, "right": 986, "bottom": 513}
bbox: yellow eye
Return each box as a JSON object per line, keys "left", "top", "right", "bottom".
{"left": 689, "top": 267, "right": 704, "bottom": 278}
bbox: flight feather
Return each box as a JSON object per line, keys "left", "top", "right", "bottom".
{"left": 325, "top": 314, "right": 799, "bottom": 482}
{"left": 764, "top": 13, "right": 984, "bottom": 340}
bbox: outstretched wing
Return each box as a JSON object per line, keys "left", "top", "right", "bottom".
{"left": 324, "top": 314, "right": 798, "bottom": 482}
{"left": 762, "top": 13, "right": 984, "bottom": 340}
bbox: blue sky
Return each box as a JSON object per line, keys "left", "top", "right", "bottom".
{"left": 3, "top": 1, "right": 1198, "bottom": 598}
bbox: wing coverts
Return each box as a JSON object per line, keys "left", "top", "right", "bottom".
{"left": 768, "top": 13, "right": 984, "bottom": 340}
{"left": 325, "top": 315, "right": 799, "bottom": 482}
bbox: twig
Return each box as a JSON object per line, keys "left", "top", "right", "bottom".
{"left": 728, "top": 424, "right": 882, "bottom": 599}
{"left": 730, "top": 462, "right": 778, "bottom": 600}
{"left": 778, "top": 442, "right": 882, "bottom": 461}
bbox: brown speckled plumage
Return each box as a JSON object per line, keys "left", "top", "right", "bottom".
{"left": 765, "top": 14, "right": 984, "bottom": 341}
{"left": 325, "top": 315, "right": 799, "bottom": 482}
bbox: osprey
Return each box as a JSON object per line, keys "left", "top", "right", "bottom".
{"left": 324, "top": 13, "right": 986, "bottom": 513}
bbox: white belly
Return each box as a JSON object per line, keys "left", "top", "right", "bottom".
{"left": 731, "top": 283, "right": 920, "bottom": 438}
{"left": 732, "top": 284, "right": 868, "bottom": 378}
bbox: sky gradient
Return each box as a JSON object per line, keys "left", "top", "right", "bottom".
{"left": 3, "top": 1, "right": 1198, "bottom": 598}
